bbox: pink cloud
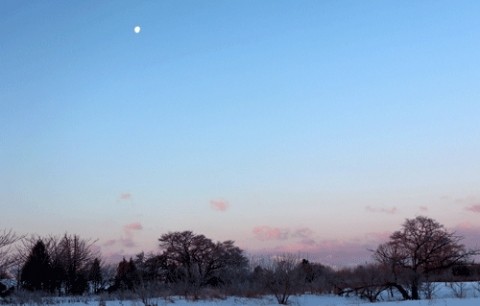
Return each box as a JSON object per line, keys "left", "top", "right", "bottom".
{"left": 365, "top": 205, "right": 397, "bottom": 214}
{"left": 102, "top": 239, "right": 117, "bottom": 247}
{"left": 120, "top": 237, "right": 136, "bottom": 248}
{"left": 453, "top": 223, "right": 480, "bottom": 260}
{"left": 292, "top": 227, "right": 315, "bottom": 239}
{"left": 123, "top": 222, "right": 143, "bottom": 232}
{"left": 364, "top": 231, "right": 391, "bottom": 243}
{"left": 454, "top": 195, "right": 477, "bottom": 204}
{"left": 210, "top": 199, "right": 229, "bottom": 212}
{"left": 252, "top": 226, "right": 316, "bottom": 242}
{"left": 253, "top": 238, "right": 376, "bottom": 267}
{"left": 246, "top": 230, "right": 396, "bottom": 267}
{"left": 253, "top": 226, "right": 289, "bottom": 241}
{"left": 465, "top": 204, "right": 480, "bottom": 213}
{"left": 102, "top": 250, "right": 132, "bottom": 264}
{"left": 119, "top": 193, "right": 132, "bottom": 201}
{"left": 419, "top": 206, "right": 429, "bottom": 212}
{"left": 122, "top": 222, "right": 143, "bottom": 246}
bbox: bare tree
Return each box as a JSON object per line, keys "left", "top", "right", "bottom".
{"left": 14, "top": 233, "right": 98, "bottom": 295}
{"left": 0, "top": 229, "right": 21, "bottom": 277}
{"left": 158, "top": 231, "right": 248, "bottom": 298}
{"left": 58, "top": 233, "right": 98, "bottom": 294}
{"left": 257, "top": 254, "right": 305, "bottom": 305}
{"left": 374, "top": 216, "right": 479, "bottom": 300}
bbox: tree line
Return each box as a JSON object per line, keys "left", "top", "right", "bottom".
{"left": 1, "top": 216, "right": 479, "bottom": 304}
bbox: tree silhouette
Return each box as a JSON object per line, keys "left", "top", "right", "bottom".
{"left": 0, "top": 229, "right": 21, "bottom": 276}
{"left": 58, "top": 234, "right": 96, "bottom": 294}
{"left": 114, "top": 258, "right": 139, "bottom": 291}
{"left": 21, "top": 240, "right": 53, "bottom": 292}
{"left": 374, "top": 216, "right": 479, "bottom": 300}
{"left": 88, "top": 258, "right": 103, "bottom": 294}
{"left": 158, "top": 231, "right": 248, "bottom": 289}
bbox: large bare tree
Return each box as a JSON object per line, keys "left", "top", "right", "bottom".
{"left": 158, "top": 230, "right": 248, "bottom": 294}
{"left": 374, "top": 216, "right": 479, "bottom": 300}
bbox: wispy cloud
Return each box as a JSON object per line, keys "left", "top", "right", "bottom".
{"left": 102, "top": 250, "right": 133, "bottom": 264}
{"left": 102, "top": 239, "right": 117, "bottom": 247}
{"left": 118, "top": 222, "right": 143, "bottom": 248}
{"left": 120, "top": 237, "right": 136, "bottom": 248}
{"left": 364, "top": 231, "right": 391, "bottom": 243}
{"left": 210, "top": 199, "right": 229, "bottom": 212}
{"left": 123, "top": 222, "right": 143, "bottom": 232}
{"left": 252, "top": 226, "right": 316, "bottom": 242}
{"left": 248, "top": 229, "right": 392, "bottom": 267}
{"left": 419, "top": 206, "right": 429, "bottom": 212}
{"left": 454, "top": 195, "right": 477, "bottom": 204}
{"left": 365, "top": 205, "right": 397, "bottom": 214}
{"left": 255, "top": 239, "right": 376, "bottom": 267}
{"left": 119, "top": 193, "right": 132, "bottom": 201}
{"left": 253, "top": 226, "right": 289, "bottom": 241}
{"left": 465, "top": 204, "right": 480, "bottom": 213}
{"left": 454, "top": 222, "right": 480, "bottom": 253}
{"left": 292, "top": 227, "right": 314, "bottom": 239}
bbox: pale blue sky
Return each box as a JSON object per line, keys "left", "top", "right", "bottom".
{"left": 2, "top": 1, "right": 480, "bottom": 265}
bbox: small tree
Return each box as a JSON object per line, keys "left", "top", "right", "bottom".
{"left": 297, "top": 259, "right": 334, "bottom": 294}
{"left": 374, "top": 216, "right": 479, "bottom": 300}
{"left": 88, "top": 258, "right": 103, "bottom": 294}
{"left": 0, "top": 229, "right": 21, "bottom": 276}
{"left": 259, "top": 254, "right": 305, "bottom": 305}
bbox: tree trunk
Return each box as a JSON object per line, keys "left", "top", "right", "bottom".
{"left": 385, "top": 282, "right": 410, "bottom": 300}
{"left": 411, "top": 283, "right": 419, "bottom": 300}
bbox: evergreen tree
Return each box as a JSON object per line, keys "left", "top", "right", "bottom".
{"left": 114, "top": 258, "right": 139, "bottom": 291}
{"left": 21, "top": 240, "right": 52, "bottom": 291}
{"left": 88, "top": 258, "right": 103, "bottom": 294}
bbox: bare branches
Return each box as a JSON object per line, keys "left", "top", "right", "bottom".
{"left": 158, "top": 230, "right": 249, "bottom": 297}
{"left": 373, "top": 216, "right": 479, "bottom": 300}
{"left": 0, "top": 229, "right": 23, "bottom": 275}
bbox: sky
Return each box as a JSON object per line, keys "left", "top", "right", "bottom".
{"left": 1, "top": 1, "right": 480, "bottom": 267}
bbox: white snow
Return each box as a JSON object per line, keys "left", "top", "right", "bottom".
{"left": 12, "top": 295, "right": 477, "bottom": 306}
{"left": 2, "top": 282, "right": 479, "bottom": 306}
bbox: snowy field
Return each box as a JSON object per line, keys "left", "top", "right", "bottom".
{"left": 3, "top": 295, "right": 479, "bottom": 306}
{"left": 95, "top": 295, "right": 479, "bottom": 306}
{"left": 2, "top": 283, "right": 479, "bottom": 306}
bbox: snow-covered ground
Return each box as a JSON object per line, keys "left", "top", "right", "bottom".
{"left": 4, "top": 295, "right": 478, "bottom": 306}
{"left": 2, "top": 282, "right": 479, "bottom": 306}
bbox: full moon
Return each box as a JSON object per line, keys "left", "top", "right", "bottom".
{"left": 134, "top": 26, "right": 141, "bottom": 34}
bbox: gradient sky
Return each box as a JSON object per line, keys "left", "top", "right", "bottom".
{"left": 2, "top": 1, "right": 480, "bottom": 266}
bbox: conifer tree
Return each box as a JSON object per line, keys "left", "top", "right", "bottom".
{"left": 88, "top": 258, "right": 103, "bottom": 293}
{"left": 21, "top": 240, "right": 52, "bottom": 291}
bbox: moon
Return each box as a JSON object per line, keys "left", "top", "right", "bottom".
{"left": 134, "top": 26, "right": 141, "bottom": 34}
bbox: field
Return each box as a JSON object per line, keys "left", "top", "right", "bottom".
{"left": 3, "top": 283, "right": 479, "bottom": 306}
{"left": 4, "top": 295, "right": 478, "bottom": 306}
